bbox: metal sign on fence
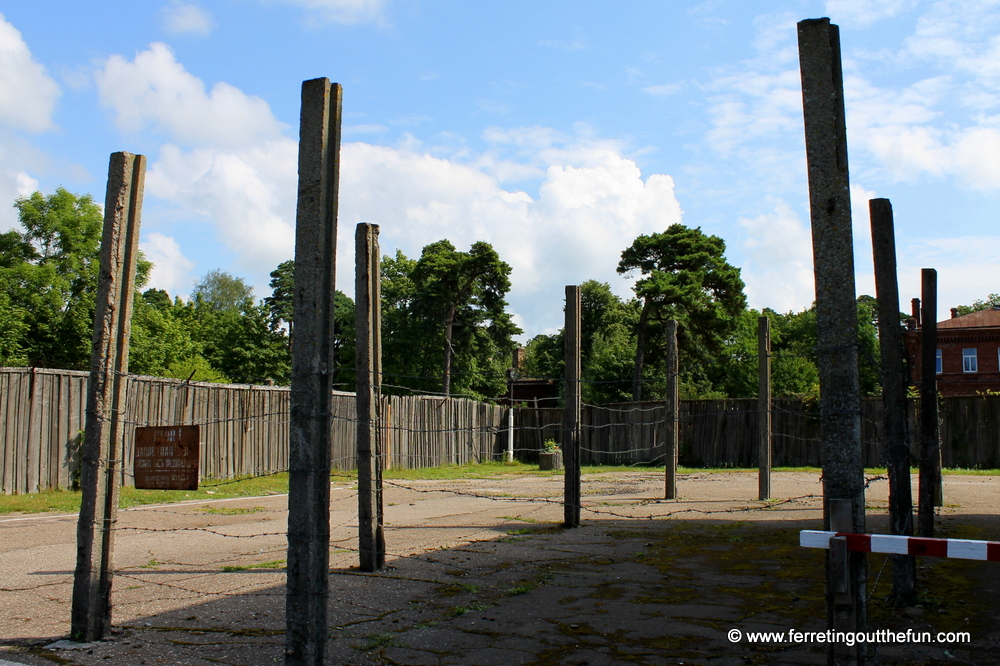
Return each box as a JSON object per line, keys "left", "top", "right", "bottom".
{"left": 133, "top": 425, "right": 200, "bottom": 490}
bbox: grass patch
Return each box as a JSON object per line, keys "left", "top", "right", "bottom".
{"left": 5, "top": 465, "right": 996, "bottom": 516}
{"left": 196, "top": 506, "right": 266, "bottom": 515}
{"left": 0, "top": 473, "right": 292, "bottom": 515}
{"left": 221, "top": 558, "right": 286, "bottom": 572}
{"left": 353, "top": 632, "right": 401, "bottom": 651}
{"left": 383, "top": 461, "right": 539, "bottom": 480}
{"left": 506, "top": 583, "right": 534, "bottom": 596}
{"left": 447, "top": 601, "right": 491, "bottom": 617}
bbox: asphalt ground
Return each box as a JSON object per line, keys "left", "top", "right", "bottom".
{"left": 2, "top": 471, "right": 1000, "bottom": 665}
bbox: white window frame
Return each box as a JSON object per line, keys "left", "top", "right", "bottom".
{"left": 936, "top": 349, "right": 942, "bottom": 374}
{"left": 963, "top": 348, "right": 978, "bottom": 373}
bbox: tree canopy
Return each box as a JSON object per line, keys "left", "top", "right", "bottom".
{"left": 192, "top": 269, "right": 254, "bottom": 312}
{"left": 957, "top": 293, "right": 1000, "bottom": 316}
{"left": 381, "top": 241, "right": 521, "bottom": 398}
{"left": 1, "top": 189, "right": 892, "bottom": 405}
{"left": 617, "top": 224, "right": 747, "bottom": 400}
{"left": 0, "top": 188, "right": 150, "bottom": 368}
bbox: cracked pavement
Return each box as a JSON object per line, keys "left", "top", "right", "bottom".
{"left": 2, "top": 471, "right": 1000, "bottom": 664}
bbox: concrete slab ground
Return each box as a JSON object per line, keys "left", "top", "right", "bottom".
{"left": 2, "top": 471, "right": 999, "bottom": 664}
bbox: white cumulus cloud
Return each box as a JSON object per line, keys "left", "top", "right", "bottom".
{"left": 340, "top": 135, "right": 684, "bottom": 336}
{"left": 95, "top": 44, "right": 683, "bottom": 336}
{"left": 738, "top": 199, "right": 815, "bottom": 313}
{"left": 95, "top": 43, "right": 285, "bottom": 149}
{"left": 0, "top": 14, "right": 60, "bottom": 133}
{"left": 0, "top": 15, "right": 58, "bottom": 230}
{"left": 146, "top": 140, "right": 298, "bottom": 279}
{"left": 95, "top": 44, "right": 297, "bottom": 291}
{"left": 160, "top": 1, "right": 214, "bottom": 36}
{"left": 141, "top": 232, "right": 197, "bottom": 296}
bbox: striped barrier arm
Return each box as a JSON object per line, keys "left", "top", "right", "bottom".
{"left": 800, "top": 530, "right": 1000, "bottom": 561}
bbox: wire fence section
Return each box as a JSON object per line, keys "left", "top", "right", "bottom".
{"left": 5, "top": 366, "right": 1000, "bottom": 495}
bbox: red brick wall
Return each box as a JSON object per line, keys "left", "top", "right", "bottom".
{"left": 904, "top": 328, "right": 1000, "bottom": 396}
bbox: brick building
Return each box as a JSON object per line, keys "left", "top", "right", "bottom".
{"left": 903, "top": 302, "right": 1000, "bottom": 396}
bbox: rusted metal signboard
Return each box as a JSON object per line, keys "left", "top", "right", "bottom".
{"left": 133, "top": 425, "right": 200, "bottom": 490}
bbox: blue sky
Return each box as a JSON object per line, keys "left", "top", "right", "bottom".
{"left": 1, "top": 0, "right": 998, "bottom": 339}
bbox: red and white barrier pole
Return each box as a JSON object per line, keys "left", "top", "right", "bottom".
{"left": 801, "top": 530, "right": 1000, "bottom": 561}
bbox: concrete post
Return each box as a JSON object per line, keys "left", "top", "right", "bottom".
{"left": 664, "top": 319, "right": 679, "bottom": 500}
{"left": 829, "top": 499, "right": 858, "bottom": 666}
{"left": 918, "top": 268, "right": 940, "bottom": 537}
{"left": 72, "top": 152, "right": 145, "bottom": 642}
{"left": 798, "top": 18, "right": 867, "bottom": 664}
{"left": 506, "top": 368, "right": 515, "bottom": 463}
{"left": 563, "top": 285, "right": 582, "bottom": 528}
{"left": 758, "top": 316, "right": 772, "bottom": 501}
{"left": 869, "top": 198, "right": 916, "bottom": 603}
{"left": 356, "top": 222, "right": 385, "bottom": 572}
{"left": 287, "top": 78, "right": 342, "bottom": 665}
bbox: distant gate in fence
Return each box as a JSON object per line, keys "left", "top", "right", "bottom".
{"left": 4, "top": 366, "right": 1000, "bottom": 494}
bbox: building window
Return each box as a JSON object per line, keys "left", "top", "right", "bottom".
{"left": 963, "top": 348, "right": 978, "bottom": 373}
{"left": 936, "top": 349, "right": 942, "bottom": 374}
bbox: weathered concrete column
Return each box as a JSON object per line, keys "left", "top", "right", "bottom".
{"left": 563, "top": 285, "right": 582, "bottom": 528}
{"left": 798, "top": 17, "right": 867, "bottom": 665}
{"left": 72, "top": 152, "right": 145, "bottom": 642}
{"left": 869, "top": 198, "right": 916, "bottom": 603}
{"left": 287, "top": 78, "right": 342, "bottom": 666}
{"left": 918, "top": 268, "right": 940, "bottom": 537}
{"left": 356, "top": 222, "right": 385, "bottom": 572}
{"left": 757, "top": 316, "right": 772, "bottom": 501}
{"left": 664, "top": 319, "right": 679, "bottom": 500}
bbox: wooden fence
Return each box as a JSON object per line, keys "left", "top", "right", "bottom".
{"left": 1, "top": 368, "right": 505, "bottom": 494}
{"left": 4, "top": 367, "right": 1000, "bottom": 494}
{"left": 512, "top": 396, "right": 1000, "bottom": 470}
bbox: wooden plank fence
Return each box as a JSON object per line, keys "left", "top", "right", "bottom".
{"left": 0, "top": 368, "right": 505, "bottom": 494}
{"left": 512, "top": 396, "right": 1000, "bottom": 470}
{"left": 4, "top": 367, "right": 1000, "bottom": 494}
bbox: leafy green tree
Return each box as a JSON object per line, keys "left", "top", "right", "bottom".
{"left": 128, "top": 290, "right": 199, "bottom": 377}
{"left": 711, "top": 308, "right": 819, "bottom": 399}
{"left": 380, "top": 243, "right": 520, "bottom": 399}
{"left": 380, "top": 250, "right": 438, "bottom": 394}
{"left": 617, "top": 224, "right": 747, "bottom": 400}
{"left": 523, "top": 333, "right": 562, "bottom": 380}
{"left": 191, "top": 269, "right": 254, "bottom": 312}
{"left": 578, "top": 281, "right": 638, "bottom": 403}
{"left": 854, "top": 295, "right": 882, "bottom": 397}
{"left": 0, "top": 291, "right": 28, "bottom": 365}
{"left": 714, "top": 297, "right": 881, "bottom": 400}
{"left": 0, "top": 188, "right": 149, "bottom": 369}
{"left": 409, "top": 240, "right": 520, "bottom": 396}
{"left": 521, "top": 281, "right": 638, "bottom": 404}
{"left": 195, "top": 303, "right": 290, "bottom": 384}
{"left": 262, "top": 259, "right": 355, "bottom": 389}
{"left": 956, "top": 293, "right": 1000, "bottom": 316}
{"left": 162, "top": 355, "right": 230, "bottom": 383}
{"left": 264, "top": 260, "right": 295, "bottom": 337}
